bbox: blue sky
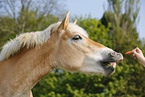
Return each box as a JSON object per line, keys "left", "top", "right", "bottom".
{"left": 66, "top": 0, "right": 145, "bottom": 39}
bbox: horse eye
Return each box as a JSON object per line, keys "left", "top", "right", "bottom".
{"left": 72, "top": 35, "right": 82, "bottom": 40}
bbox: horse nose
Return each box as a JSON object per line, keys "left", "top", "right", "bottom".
{"left": 110, "top": 52, "right": 123, "bottom": 62}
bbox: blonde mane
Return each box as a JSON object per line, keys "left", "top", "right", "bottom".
{"left": 0, "top": 22, "right": 88, "bottom": 61}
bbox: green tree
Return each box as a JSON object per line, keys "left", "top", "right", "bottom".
{"left": 0, "top": 0, "right": 65, "bottom": 33}
{"left": 101, "top": 0, "right": 141, "bottom": 53}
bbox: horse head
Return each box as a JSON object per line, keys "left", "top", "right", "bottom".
{"left": 50, "top": 12, "right": 123, "bottom": 76}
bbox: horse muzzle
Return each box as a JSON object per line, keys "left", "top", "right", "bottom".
{"left": 101, "top": 52, "right": 123, "bottom": 77}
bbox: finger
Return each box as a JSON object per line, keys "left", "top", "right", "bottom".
{"left": 136, "top": 47, "right": 142, "bottom": 53}
{"left": 132, "top": 50, "right": 137, "bottom": 55}
{"left": 133, "top": 54, "right": 136, "bottom": 59}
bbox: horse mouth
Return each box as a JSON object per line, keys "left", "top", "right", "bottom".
{"left": 102, "top": 60, "right": 121, "bottom": 77}
{"left": 101, "top": 52, "right": 123, "bottom": 77}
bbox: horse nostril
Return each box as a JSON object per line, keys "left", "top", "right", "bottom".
{"left": 110, "top": 52, "right": 116, "bottom": 57}
{"left": 117, "top": 53, "right": 120, "bottom": 55}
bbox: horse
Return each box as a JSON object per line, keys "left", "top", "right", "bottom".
{"left": 0, "top": 12, "right": 123, "bottom": 97}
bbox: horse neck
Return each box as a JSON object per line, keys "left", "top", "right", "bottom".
{"left": 0, "top": 40, "right": 56, "bottom": 96}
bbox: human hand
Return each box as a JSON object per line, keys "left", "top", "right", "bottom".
{"left": 132, "top": 47, "right": 145, "bottom": 67}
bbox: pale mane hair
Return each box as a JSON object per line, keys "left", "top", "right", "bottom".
{"left": 0, "top": 22, "right": 88, "bottom": 61}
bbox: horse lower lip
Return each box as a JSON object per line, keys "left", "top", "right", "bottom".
{"left": 102, "top": 62, "right": 116, "bottom": 76}
{"left": 104, "top": 66, "right": 115, "bottom": 77}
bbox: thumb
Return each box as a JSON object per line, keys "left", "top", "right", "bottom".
{"left": 132, "top": 50, "right": 137, "bottom": 55}
{"left": 132, "top": 50, "right": 140, "bottom": 57}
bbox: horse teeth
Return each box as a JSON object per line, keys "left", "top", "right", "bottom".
{"left": 110, "top": 62, "right": 116, "bottom": 68}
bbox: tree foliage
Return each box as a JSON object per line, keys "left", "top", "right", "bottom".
{"left": 101, "top": 0, "right": 141, "bottom": 53}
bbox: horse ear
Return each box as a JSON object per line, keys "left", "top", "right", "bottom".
{"left": 58, "top": 12, "right": 70, "bottom": 31}
{"left": 74, "top": 19, "right": 77, "bottom": 24}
